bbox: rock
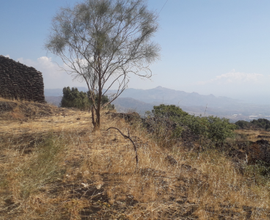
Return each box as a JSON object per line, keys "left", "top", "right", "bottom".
{"left": 0, "top": 55, "right": 45, "bottom": 103}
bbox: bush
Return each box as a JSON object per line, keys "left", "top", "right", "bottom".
{"left": 235, "top": 120, "right": 251, "bottom": 129}
{"left": 251, "top": 118, "right": 270, "bottom": 131}
{"left": 205, "top": 116, "right": 236, "bottom": 143}
{"left": 60, "top": 87, "right": 114, "bottom": 110}
{"left": 235, "top": 118, "right": 270, "bottom": 130}
{"left": 146, "top": 104, "right": 236, "bottom": 146}
{"left": 61, "top": 87, "right": 90, "bottom": 110}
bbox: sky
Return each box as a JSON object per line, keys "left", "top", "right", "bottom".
{"left": 1, "top": 0, "right": 270, "bottom": 104}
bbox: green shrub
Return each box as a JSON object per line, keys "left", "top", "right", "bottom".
{"left": 235, "top": 118, "right": 270, "bottom": 130}
{"left": 251, "top": 118, "right": 270, "bottom": 131}
{"left": 146, "top": 104, "right": 236, "bottom": 145}
{"left": 60, "top": 87, "right": 114, "bottom": 110}
{"left": 61, "top": 87, "right": 90, "bottom": 110}
{"left": 235, "top": 120, "right": 251, "bottom": 129}
{"left": 205, "top": 116, "right": 236, "bottom": 143}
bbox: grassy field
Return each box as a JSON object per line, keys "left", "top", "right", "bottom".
{"left": 1, "top": 98, "right": 270, "bottom": 219}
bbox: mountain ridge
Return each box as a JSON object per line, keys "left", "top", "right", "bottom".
{"left": 45, "top": 86, "right": 240, "bottom": 107}
{"left": 45, "top": 86, "right": 270, "bottom": 121}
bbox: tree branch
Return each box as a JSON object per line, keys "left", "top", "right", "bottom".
{"left": 107, "top": 127, "right": 138, "bottom": 168}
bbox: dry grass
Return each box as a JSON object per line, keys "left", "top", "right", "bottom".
{"left": 235, "top": 129, "right": 270, "bottom": 142}
{"left": 1, "top": 98, "right": 270, "bottom": 219}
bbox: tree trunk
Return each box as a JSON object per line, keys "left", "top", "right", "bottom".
{"left": 96, "top": 80, "right": 102, "bottom": 129}
{"left": 95, "top": 108, "right": 100, "bottom": 130}
{"left": 91, "top": 55, "right": 102, "bottom": 131}
{"left": 91, "top": 106, "right": 97, "bottom": 129}
{"left": 94, "top": 55, "right": 102, "bottom": 130}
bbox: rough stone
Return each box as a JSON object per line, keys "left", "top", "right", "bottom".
{"left": 0, "top": 55, "right": 45, "bottom": 103}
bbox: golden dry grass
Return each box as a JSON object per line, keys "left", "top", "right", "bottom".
{"left": 235, "top": 129, "right": 270, "bottom": 142}
{"left": 1, "top": 99, "right": 270, "bottom": 219}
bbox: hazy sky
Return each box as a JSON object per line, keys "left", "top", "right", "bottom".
{"left": 1, "top": 0, "right": 270, "bottom": 102}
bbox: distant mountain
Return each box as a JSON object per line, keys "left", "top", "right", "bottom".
{"left": 112, "top": 97, "right": 154, "bottom": 115}
{"left": 113, "top": 86, "right": 241, "bottom": 108}
{"left": 46, "top": 86, "right": 238, "bottom": 108}
{"left": 44, "top": 86, "right": 270, "bottom": 121}
{"left": 45, "top": 89, "right": 63, "bottom": 97}
{"left": 110, "top": 87, "right": 270, "bottom": 121}
{"left": 45, "top": 96, "right": 62, "bottom": 107}
{"left": 45, "top": 95, "right": 154, "bottom": 115}
{"left": 45, "top": 86, "right": 240, "bottom": 108}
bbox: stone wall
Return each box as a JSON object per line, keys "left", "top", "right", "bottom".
{"left": 0, "top": 55, "right": 45, "bottom": 103}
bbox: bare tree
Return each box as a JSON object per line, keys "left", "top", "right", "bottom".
{"left": 45, "top": 0, "right": 159, "bottom": 130}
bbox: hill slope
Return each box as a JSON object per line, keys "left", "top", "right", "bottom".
{"left": 1, "top": 99, "right": 270, "bottom": 219}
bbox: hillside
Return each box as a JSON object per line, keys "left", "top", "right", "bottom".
{"left": 1, "top": 98, "right": 270, "bottom": 219}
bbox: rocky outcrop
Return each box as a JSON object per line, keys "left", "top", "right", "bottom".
{"left": 0, "top": 55, "right": 45, "bottom": 103}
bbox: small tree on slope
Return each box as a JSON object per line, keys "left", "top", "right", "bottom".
{"left": 61, "top": 87, "right": 90, "bottom": 110}
{"left": 45, "top": 0, "right": 159, "bottom": 130}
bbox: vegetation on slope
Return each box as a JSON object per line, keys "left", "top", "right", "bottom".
{"left": 61, "top": 87, "right": 114, "bottom": 111}
{"left": 236, "top": 118, "right": 270, "bottom": 130}
{"left": 145, "top": 104, "right": 236, "bottom": 146}
{"left": 1, "top": 98, "right": 270, "bottom": 219}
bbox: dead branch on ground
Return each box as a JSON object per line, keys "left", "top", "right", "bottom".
{"left": 107, "top": 127, "right": 138, "bottom": 168}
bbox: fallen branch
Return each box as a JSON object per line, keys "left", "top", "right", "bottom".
{"left": 107, "top": 127, "right": 138, "bottom": 168}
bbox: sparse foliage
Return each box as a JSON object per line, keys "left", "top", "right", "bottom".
{"left": 46, "top": 0, "right": 159, "bottom": 130}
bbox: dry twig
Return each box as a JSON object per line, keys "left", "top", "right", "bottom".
{"left": 107, "top": 127, "right": 138, "bottom": 168}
